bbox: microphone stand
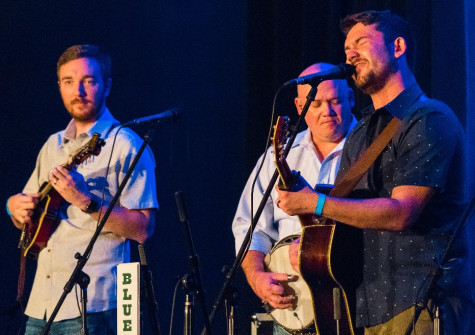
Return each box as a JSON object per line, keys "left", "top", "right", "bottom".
{"left": 222, "top": 269, "right": 240, "bottom": 335}
{"left": 41, "top": 125, "right": 158, "bottom": 335}
{"left": 180, "top": 274, "right": 196, "bottom": 335}
{"left": 175, "top": 191, "right": 213, "bottom": 335}
{"left": 200, "top": 84, "right": 319, "bottom": 335}
{"left": 404, "top": 195, "right": 475, "bottom": 335}
{"left": 138, "top": 244, "right": 161, "bottom": 335}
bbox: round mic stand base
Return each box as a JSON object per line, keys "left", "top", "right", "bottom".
{"left": 225, "top": 291, "right": 240, "bottom": 335}
{"left": 180, "top": 274, "right": 196, "bottom": 335}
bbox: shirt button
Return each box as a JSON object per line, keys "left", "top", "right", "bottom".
{"left": 47, "top": 275, "right": 51, "bottom": 279}
{"left": 47, "top": 249, "right": 51, "bottom": 252}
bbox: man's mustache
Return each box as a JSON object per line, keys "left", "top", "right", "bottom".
{"left": 71, "top": 98, "right": 90, "bottom": 105}
{"left": 351, "top": 58, "right": 367, "bottom": 66}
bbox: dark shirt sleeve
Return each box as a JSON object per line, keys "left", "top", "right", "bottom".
{"left": 393, "top": 108, "right": 460, "bottom": 192}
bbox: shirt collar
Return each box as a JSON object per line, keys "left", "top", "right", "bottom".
{"left": 299, "top": 128, "right": 314, "bottom": 148}
{"left": 299, "top": 114, "right": 357, "bottom": 153}
{"left": 361, "top": 83, "right": 424, "bottom": 119}
{"left": 63, "top": 108, "right": 120, "bottom": 144}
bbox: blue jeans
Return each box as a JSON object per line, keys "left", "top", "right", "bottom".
{"left": 273, "top": 322, "right": 291, "bottom": 335}
{"left": 25, "top": 310, "right": 116, "bottom": 335}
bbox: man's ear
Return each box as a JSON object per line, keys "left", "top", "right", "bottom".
{"left": 294, "top": 97, "right": 302, "bottom": 115}
{"left": 393, "top": 37, "right": 407, "bottom": 59}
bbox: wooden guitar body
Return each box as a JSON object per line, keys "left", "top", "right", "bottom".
{"left": 272, "top": 116, "right": 363, "bottom": 335}
{"left": 300, "top": 220, "right": 362, "bottom": 335}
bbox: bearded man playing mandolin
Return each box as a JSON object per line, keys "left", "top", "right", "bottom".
{"left": 6, "top": 44, "right": 158, "bottom": 334}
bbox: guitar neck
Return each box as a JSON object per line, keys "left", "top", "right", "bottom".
{"left": 277, "top": 157, "right": 294, "bottom": 190}
{"left": 273, "top": 116, "right": 296, "bottom": 191}
{"left": 273, "top": 116, "right": 321, "bottom": 227}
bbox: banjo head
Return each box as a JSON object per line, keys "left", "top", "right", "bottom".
{"left": 264, "top": 235, "right": 316, "bottom": 333}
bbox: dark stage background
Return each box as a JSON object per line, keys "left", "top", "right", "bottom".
{"left": 1, "top": 1, "right": 473, "bottom": 334}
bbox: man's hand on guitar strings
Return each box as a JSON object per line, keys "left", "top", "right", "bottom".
{"left": 50, "top": 165, "right": 93, "bottom": 212}
{"left": 7, "top": 193, "right": 39, "bottom": 228}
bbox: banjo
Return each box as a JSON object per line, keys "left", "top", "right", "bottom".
{"left": 263, "top": 234, "right": 316, "bottom": 334}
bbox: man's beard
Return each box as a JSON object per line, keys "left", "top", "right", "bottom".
{"left": 355, "top": 71, "right": 388, "bottom": 95}
{"left": 354, "top": 57, "right": 398, "bottom": 95}
{"left": 66, "top": 98, "right": 103, "bottom": 122}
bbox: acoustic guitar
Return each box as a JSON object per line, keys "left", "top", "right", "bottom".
{"left": 272, "top": 116, "right": 363, "bottom": 335}
{"left": 18, "top": 132, "right": 105, "bottom": 258}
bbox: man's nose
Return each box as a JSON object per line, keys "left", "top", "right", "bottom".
{"left": 73, "top": 82, "right": 86, "bottom": 97}
{"left": 321, "top": 103, "right": 336, "bottom": 116}
{"left": 346, "top": 50, "right": 359, "bottom": 64}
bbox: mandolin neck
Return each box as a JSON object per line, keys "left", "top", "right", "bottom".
{"left": 38, "top": 163, "right": 74, "bottom": 200}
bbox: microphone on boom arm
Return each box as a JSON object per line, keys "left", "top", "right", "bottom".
{"left": 283, "top": 63, "right": 355, "bottom": 87}
{"left": 122, "top": 107, "right": 181, "bottom": 127}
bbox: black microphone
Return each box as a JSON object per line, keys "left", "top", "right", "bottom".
{"left": 283, "top": 63, "right": 355, "bottom": 87}
{"left": 175, "top": 191, "right": 188, "bottom": 223}
{"left": 122, "top": 107, "right": 181, "bottom": 127}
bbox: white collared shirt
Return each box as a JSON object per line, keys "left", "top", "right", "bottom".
{"left": 23, "top": 109, "right": 158, "bottom": 321}
{"left": 232, "top": 116, "right": 356, "bottom": 255}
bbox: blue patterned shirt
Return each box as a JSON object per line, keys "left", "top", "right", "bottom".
{"left": 337, "top": 84, "right": 469, "bottom": 327}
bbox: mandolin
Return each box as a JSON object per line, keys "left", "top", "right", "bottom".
{"left": 18, "top": 132, "right": 105, "bottom": 258}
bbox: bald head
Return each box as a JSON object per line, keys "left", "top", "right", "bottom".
{"left": 294, "top": 63, "right": 354, "bottom": 147}
{"left": 296, "top": 63, "right": 348, "bottom": 99}
{"left": 299, "top": 62, "right": 336, "bottom": 77}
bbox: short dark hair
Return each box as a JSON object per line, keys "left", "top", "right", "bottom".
{"left": 57, "top": 44, "right": 111, "bottom": 80}
{"left": 340, "top": 10, "right": 416, "bottom": 70}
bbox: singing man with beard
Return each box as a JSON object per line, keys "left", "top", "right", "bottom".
{"left": 276, "top": 10, "right": 473, "bottom": 334}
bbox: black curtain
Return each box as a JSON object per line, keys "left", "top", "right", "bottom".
{"left": 244, "top": 0, "right": 470, "bottom": 166}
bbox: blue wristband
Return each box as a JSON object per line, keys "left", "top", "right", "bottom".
{"left": 6, "top": 197, "right": 12, "bottom": 217}
{"left": 314, "top": 193, "right": 326, "bottom": 216}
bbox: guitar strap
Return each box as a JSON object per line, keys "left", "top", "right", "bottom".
{"left": 329, "top": 116, "right": 401, "bottom": 198}
{"left": 329, "top": 96, "right": 438, "bottom": 198}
